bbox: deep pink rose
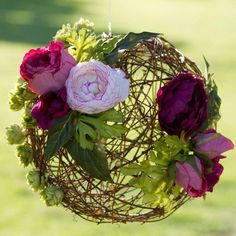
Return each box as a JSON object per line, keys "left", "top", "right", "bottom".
{"left": 32, "top": 87, "right": 69, "bottom": 129}
{"left": 175, "top": 157, "right": 207, "bottom": 197}
{"left": 156, "top": 72, "right": 208, "bottom": 137}
{"left": 20, "top": 41, "right": 76, "bottom": 95}
{"left": 194, "top": 129, "right": 234, "bottom": 159}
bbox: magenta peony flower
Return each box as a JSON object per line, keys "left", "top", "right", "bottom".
{"left": 176, "top": 155, "right": 226, "bottom": 197}
{"left": 204, "top": 157, "right": 224, "bottom": 192}
{"left": 194, "top": 129, "right": 234, "bottom": 159}
{"left": 32, "top": 87, "right": 69, "bottom": 129}
{"left": 156, "top": 72, "right": 208, "bottom": 137}
{"left": 20, "top": 41, "right": 76, "bottom": 95}
{"left": 175, "top": 157, "right": 207, "bottom": 197}
{"left": 65, "top": 60, "right": 130, "bottom": 114}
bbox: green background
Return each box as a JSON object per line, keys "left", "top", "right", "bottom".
{"left": 0, "top": 0, "right": 235, "bottom": 235}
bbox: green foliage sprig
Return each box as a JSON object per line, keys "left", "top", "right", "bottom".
{"left": 121, "top": 134, "right": 189, "bottom": 207}
{"left": 44, "top": 108, "right": 126, "bottom": 181}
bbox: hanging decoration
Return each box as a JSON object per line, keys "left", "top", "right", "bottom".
{"left": 6, "top": 19, "right": 234, "bottom": 223}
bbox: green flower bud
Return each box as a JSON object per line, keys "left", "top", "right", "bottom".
{"left": 54, "top": 23, "right": 74, "bottom": 45}
{"left": 6, "top": 124, "right": 26, "bottom": 145}
{"left": 9, "top": 92, "right": 25, "bottom": 111}
{"left": 26, "top": 169, "right": 45, "bottom": 192}
{"left": 41, "top": 186, "right": 64, "bottom": 206}
{"left": 73, "top": 18, "right": 94, "bottom": 32}
{"left": 16, "top": 144, "right": 33, "bottom": 167}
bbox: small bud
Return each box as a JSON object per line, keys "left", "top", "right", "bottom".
{"left": 41, "top": 186, "right": 64, "bottom": 206}
{"left": 6, "top": 124, "right": 26, "bottom": 145}
{"left": 16, "top": 144, "right": 33, "bottom": 167}
{"left": 26, "top": 169, "right": 45, "bottom": 192}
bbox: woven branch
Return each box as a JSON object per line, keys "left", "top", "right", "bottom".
{"left": 28, "top": 36, "right": 201, "bottom": 223}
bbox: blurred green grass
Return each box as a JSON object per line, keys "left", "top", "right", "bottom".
{"left": 0, "top": 0, "right": 235, "bottom": 235}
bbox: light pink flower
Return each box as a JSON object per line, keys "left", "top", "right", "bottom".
{"left": 20, "top": 41, "right": 76, "bottom": 95}
{"left": 175, "top": 157, "right": 207, "bottom": 197}
{"left": 194, "top": 129, "right": 234, "bottom": 159}
{"left": 65, "top": 60, "right": 129, "bottom": 114}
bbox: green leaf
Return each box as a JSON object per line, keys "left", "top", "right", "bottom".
{"left": 165, "top": 135, "right": 183, "bottom": 156}
{"left": 104, "top": 32, "right": 159, "bottom": 65}
{"left": 174, "top": 153, "right": 187, "bottom": 162}
{"left": 45, "top": 112, "right": 76, "bottom": 160}
{"left": 76, "top": 120, "right": 97, "bottom": 150}
{"left": 98, "top": 109, "right": 124, "bottom": 122}
{"left": 145, "top": 166, "right": 165, "bottom": 180}
{"left": 120, "top": 163, "right": 142, "bottom": 175}
{"left": 128, "top": 177, "right": 142, "bottom": 188}
{"left": 142, "top": 193, "right": 158, "bottom": 204}
{"left": 94, "top": 35, "right": 124, "bottom": 61}
{"left": 168, "top": 162, "right": 176, "bottom": 179}
{"left": 80, "top": 115, "right": 127, "bottom": 139}
{"left": 66, "top": 138, "right": 113, "bottom": 182}
{"left": 140, "top": 175, "right": 159, "bottom": 193}
{"left": 195, "top": 57, "right": 221, "bottom": 132}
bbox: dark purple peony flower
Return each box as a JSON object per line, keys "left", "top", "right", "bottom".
{"left": 156, "top": 72, "right": 208, "bottom": 137}
{"left": 32, "top": 87, "right": 69, "bottom": 130}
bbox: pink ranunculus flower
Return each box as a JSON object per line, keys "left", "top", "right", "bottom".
{"left": 65, "top": 60, "right": 130, "bottom": 114}
{"left": 20, "top": 41, "right": 76, "bottom": 95}
{"left": 175, "top": 157, "right": 207, "bottom": 197}
{"left": 194, "top": 129, "right": 234, "bottom": 159}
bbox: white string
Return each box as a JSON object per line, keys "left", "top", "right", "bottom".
{"left": 108, "top": 0, "right": 112, "bottom": 36}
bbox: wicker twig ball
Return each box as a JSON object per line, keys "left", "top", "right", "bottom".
{"left": 29, "top": 36, "right": 200, "bottom": 223}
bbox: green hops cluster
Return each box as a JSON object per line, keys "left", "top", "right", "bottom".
{"left": 6, "top": 124, "right": 26, "bottom": 145}
{"left": 9, "top": 92, "right": 25, "bottom": 111}
{"left": 41, "top": 186, "right": 64, "bottom": 206}
{"left": 9, "top": 77, "right": 37, "bottom": 111}
{"left": 26, "top": 169, "right": 45, "bottom": 192}
{"left": 22, "top": 103, "right": 37, "bottom": 128}
{"left": 16, "top": 144, "right": 33, "bottom": 167}
{"left": 16, "top": 77, "right": 37, "bottom": 100}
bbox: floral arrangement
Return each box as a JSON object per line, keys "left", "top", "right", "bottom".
{"left": 6, "top": 18, "right": 234, "bottom": 223}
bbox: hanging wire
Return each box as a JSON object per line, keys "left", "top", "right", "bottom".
{"left": 108, "top": 0, "right": 112, "bottom": 36}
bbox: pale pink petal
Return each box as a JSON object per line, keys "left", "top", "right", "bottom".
{"left": 65, "top": 60, "right": 130, "bottom": 114}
